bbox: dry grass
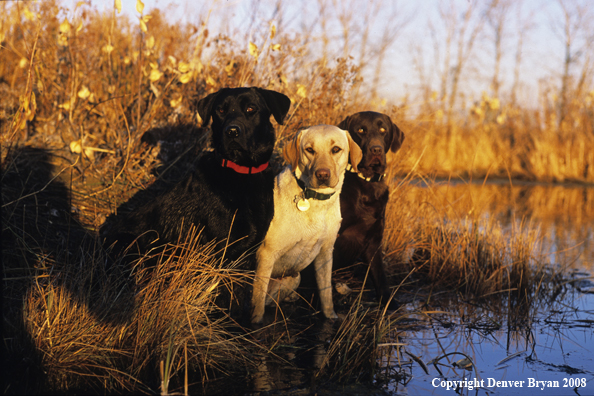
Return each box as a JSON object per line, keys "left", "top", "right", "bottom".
{"left": 394, "top": 89, "right": 594, "bottom": 183}
{"left": 3, "top": 192, "right": 254, "bottom": 394}
{"left": 1, "top": 0, "right": 586, "bottom": 394}
{"left": 382, "top": 173, "right": 561, "bottom": 301}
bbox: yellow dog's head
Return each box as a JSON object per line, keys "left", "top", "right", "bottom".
{"left": 283, "top": 125, "right": 362, "bottom": 193}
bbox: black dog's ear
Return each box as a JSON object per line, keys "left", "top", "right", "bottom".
{"left": 196, "top": 89, "right": 227, "bottom": 127}
{"left": 253, "top": 87, "right": 291, "bottom": 125}
{"left": 390, "top": 119, "right": 405, "bottom": 153}
{"left": 337, "top": 115, "right": 352, "bottom": 131}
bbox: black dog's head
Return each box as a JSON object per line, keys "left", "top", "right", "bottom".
{"left": 337, "top": 111, "right": 404, "bottom": 179}
{"left": 196, "top": 87, "right": 291, "bottom": 167}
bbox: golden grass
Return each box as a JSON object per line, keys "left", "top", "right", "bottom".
{"left": 1, "top": 1, "right": 588, "bottom": 393}
{"left": 395, "top": 90, "right": 594, "bottom": 183}
{"left": 6, "top": 220, "right": 254, "bottom": 393}
{"left": 381, "top": 171, "right": 563, "bottom": 301}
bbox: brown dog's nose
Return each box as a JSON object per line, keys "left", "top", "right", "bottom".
{"left": 370, "top": 145, "right": 383, "bottom": 155}
{"left": 315, "top": 168, "right": 330, "bottom": 182}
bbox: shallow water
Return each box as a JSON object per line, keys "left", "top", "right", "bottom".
{"left": 384, "top": 181, "right": 594, "bottom": 395}
{"left": 385, "top": 291, "right": 594, "bottom": 395}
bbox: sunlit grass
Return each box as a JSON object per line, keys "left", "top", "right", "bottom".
{"left": 382, "top": 173, "right": 563, "bottom": 302}
{"left": 16, "top": 230, "right": 255, "bottom": 393}
{"left": 395, "top": 89, "right": 594, "bottom": 183}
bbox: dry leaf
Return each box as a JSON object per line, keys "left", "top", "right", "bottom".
{"left": 149, "top": 69, "right": 162, "bottom": 82}
{"left": 102, "top": 44, "right": 114, "bottom": 54}
{"left": 23, "top": 7, "right": 36, "bottom": 21}
{"left": 179, "top": 72, "right": 192, "bottom": 84}
{"left": 77, "top": 86, "right": 90, "bottom": 100}
{"left": 453, "top": 357, "right": 473, "bottom": 370}
{"left": 139, "top": 18, "right": 147, "bottom": 33}
{"left": 170, "top": 96, "right": 182, "bottom": 108}
{"left": 146, "top": 35, "right": 155, "bottom": 49}
{"left": 70, "top": 140, "right": 82, "bottom": 154}
{"left": 178, "top": 61, "right": 190, "bottom": 73}
{"left": 59, "top": 18, "right": 71, "bottom": 34}
{"left": 249, "top": 42, "right": 258, "bottom": 60}
{"left": 335, "top": 283, "right": 353, "bottom": 295}
{"left": 296, "top": 84, "right": 307, "bottom": 98}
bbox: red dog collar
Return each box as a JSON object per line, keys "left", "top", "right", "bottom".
{"left": 221, "top": 158, "right": 269, "bottom": 174}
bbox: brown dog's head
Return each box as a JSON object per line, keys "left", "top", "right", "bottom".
{"left": 337, "top": 111, "right": 404, "bottom": 179}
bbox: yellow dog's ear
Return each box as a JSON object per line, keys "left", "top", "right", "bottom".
{"left": 283, "top": 130, "right": 302, "bottom": 172}
{"left": 346, "top": 132, "right": 363, "bottom": 172}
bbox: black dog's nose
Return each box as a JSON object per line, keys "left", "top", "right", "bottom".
{"left": 370, "top": 145, "right": 383, "bottom": 155}
{"left": 225, "top": 125, "right": 241, "bottom": 138}
{"left": 315, "top": 168, "right": 330, "bottom": 182}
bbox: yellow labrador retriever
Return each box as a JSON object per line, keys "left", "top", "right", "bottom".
{"left": 251, "top": 125, "right": 362, "bottom": 324}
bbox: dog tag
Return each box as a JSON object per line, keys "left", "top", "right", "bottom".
{"left": 296, "top": 198, "right": 310, "bottom": 211}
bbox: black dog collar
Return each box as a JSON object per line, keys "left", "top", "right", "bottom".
{"left": 293, "top": 173, "right": 335, "bottom": 200}
{"left": 221, "top": 158, "right": 269, "bottom": 174}
{"left": 346, "top": 163, "right": 385, "bottom": 182}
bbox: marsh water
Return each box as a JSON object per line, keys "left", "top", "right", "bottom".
{"left": 388, "top": 181, "right": 594, "bottom": 396}
{"left": 231, "top": 181, "right": 594, "bottom": 396}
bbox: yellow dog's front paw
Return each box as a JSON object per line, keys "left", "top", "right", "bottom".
{"left": 323, "top": 309, "right": 339, "bottom": 320}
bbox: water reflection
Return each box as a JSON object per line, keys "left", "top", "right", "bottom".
{"left": 404, "top": 180, "right": 594, "bottom": 272}
{"left": 247, "top": 312, "right": 339, "bottom": 395}
{"left": 393, "top": 291, "right": 594, "bottom": 396}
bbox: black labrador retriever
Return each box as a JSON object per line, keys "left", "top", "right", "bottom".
{"left": 333, "top": 111, "right": 405, "bottom": 303}
{"left": 101, "top": 87, "right": 291, "bottom": 264}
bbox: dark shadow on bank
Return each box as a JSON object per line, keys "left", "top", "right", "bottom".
{"left": 1, "top": 146, "right": 134, "bottom": 394}
{"left": 1, "top": 124, "right": 210, "bottom": 393}
{"left": 98, "top": 124, "right": 215, "bottom": 265}
{"left": 105, "top": 123, "right": 208, "bottom": 219}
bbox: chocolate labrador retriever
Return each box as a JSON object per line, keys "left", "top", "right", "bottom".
{"left": 101, "top": 87, "right": 291, "bottom": 264}
{"left": 333, "top": 111, "right": 404, "bottom": 303}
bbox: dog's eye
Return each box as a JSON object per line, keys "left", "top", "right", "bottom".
{"left": 331, "top": 146, "right": 342, "bottom": 154}
{"left": 305, "top": 147, "right": 315, "bottom": 154}
{"left": 379, "top": 127, "right": 386, "bottom": 133}
{"left": 217, "top": 107, "right": 225, "bottom": 114}
{"left": 246, "top": 106, "right": 256, "bottom": 113}
{"left": 357, "top": 128, "right": 366, "bottom": 134}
